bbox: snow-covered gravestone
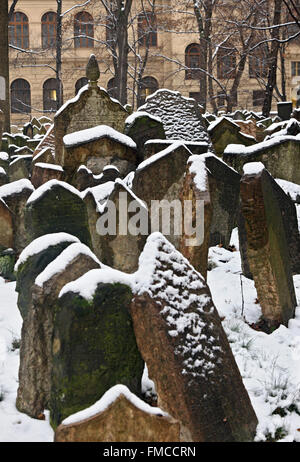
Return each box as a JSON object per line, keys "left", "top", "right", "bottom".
{"left": 55, "top": 385, "right": 180, "bottom": 442}
{"left": 31, "top": 162, "right": 64, "bottom": 189}
{"left": 54, "top": 55, "right": 129, "bottom": 168}
{"left": 138, "top": 89, "right": 211, "bottom": 146}
{"left": 240, "top": 162, "right": 297, "bottom": 328}
{"left": 130, "top": 233, "right": 258, "bottom": 442}
{"left": 0, "top": 109, "right": 4, "bottom": 141}
{"left": 0, "top": 179, "right": 35, "bottom": 253}
{"left": 0, "top": 198, "right": 13, "bottom": 250}
{"left": 207, "top": 116, "right": 255, "bottom": 156}
{"left": 16, "top": 239, "right": 101, "bottom": 420}
{"left": 9, "top": 155, "right": 33, "bottom": 182}
{"left": 50, "top": 267, "right": 144, "bottom": 428}
{"left": 25, "top": 180, "right": 91, "bottom": 247}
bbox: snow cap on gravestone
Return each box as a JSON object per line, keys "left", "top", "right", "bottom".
{"left": 86, "top": 54, "right": 100, "bottom": 84}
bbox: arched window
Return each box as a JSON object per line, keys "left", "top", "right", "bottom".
{"left": 217, "top": 48, "right": 236, "bottom": 79}
{"left": 138, "top": 76, "right": 158, "bottom": 106}
{"left": 11, "top": 79, "right": 31, "bottom": 114}
{"left": 249, "top": 46, "right": 268, "bottom": 79}
{"left": 42, "top": 12, "right": 57, "bottom": 49}
{"left": 43, "top": 78, "right": 60, "bottom": 112}
{"left": 107, "top": 77, "right": 117, "bottom": 98}
{"left": 138, "top": 12, "right": 157, "bottom": 47}
{"left": 74, "top": 12, "right": 94, "bottom": 48}
{"left": 75, "top": 77, "right": 88, "bottom": 95}
{"left": 9, "top": 12, "right": 29, "bottom": 49}
{"left": 185, "top": 44, "right": 201, "bottom": 80}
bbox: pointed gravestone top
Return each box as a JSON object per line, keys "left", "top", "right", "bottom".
{"left": 86, "top": 54, "right": 100, "bottom": 83}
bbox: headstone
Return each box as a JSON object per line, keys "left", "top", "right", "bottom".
{"left": 144, "top": 139, "right": 209, "bottom": 159}
{"left": 55, "top": 385, "right": 180, "bottom": 442}
{"left": 0, "top": 166, "right": 8, "bottom": 186}
{"left": 277, "top": 101, "right": 292, "bottom": 121}
{"left": 138, "top": 89, "right": 212, "bottom": 146}
{"left": 54, "top": 55, "right": 129, "bottom": 167}
{"left": 31, "top": 163, "right": 65, "bottom": 189}
{"left": 25, "top": 180, "right": 91, "bottom": 247}
{"left": 16, "top": 241, "right": 100, "bottom": 419}
{"left": 124, "top": 111, "right": 166, "bottom": 163}
{"left": 0, "top": 248, "right": 15, "bottom": 280}
{"left": 0, "top": 198, "right": 13, "bottom": 249}
{"left": 130, "top": 233, "right": 258, "bottom": 442}
{"left": 50, "top": 268, "right": 144, "bottom": 427}
{"left": 0, "top": 179, "right": 34, "bottom": 253}
{"left": 0, "top": 110, "right": 4, "bottom": 142}
{"left": 32, "top": 126, "right": 55, "bottom": 164}
{"left": 62, "top": 125, "right": 137, "bottom": 181}
{"left": 240, "top": 163, "right": 297, "bottom": 328}
{"left": 208, "top": 117, "right": 256, "bottom": 156}
{"left": 9, "top": 155, "right": 32, "bottom": 182}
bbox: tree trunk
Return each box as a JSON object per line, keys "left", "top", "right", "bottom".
{"left": 56, "top": 0, "right": 63, "bottom": 110}
{"left": 0, "top": 0, "right": 10, "bottom": 132}
{"left": 262, "top": 0, "right": 282, "bottom": 117}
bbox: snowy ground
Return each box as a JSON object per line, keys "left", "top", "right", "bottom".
{"left": 0, "top": 228, "right": 300, "bottom": 442}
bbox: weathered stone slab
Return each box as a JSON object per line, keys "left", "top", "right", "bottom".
{"left": 0, "top": 248, "right": 15, "bottom": 280}
{"left": 144, "top": 139, "right": 209, "bottom": 159}
{"left": 55, "top": 385, "right": 180, "bottom": 442}
{"left": 50, "top": 269, "right": 144, "bottom": 427}
{"left": 208, "top": 117, "right": 256, "bottom": 156}
{"left": 62, "top": 125, "right": 137, "bottom": 181}
{"left": 138, "top": 89, "right": 211, "bottom": 145}
{"left": 223, "top": 136, "right": 300, "bottom": 183}
{"left": 96, "top": 179, "right": 148, "bottom": 273}
{"left": 0, "top": 179, "right": 34, "bottom": 253}
{"left": 16, "top": 241, "right": 100, "bottom": 419}
{"left": 130, "top": 233, "right": 258, "bottom": 442}
{"left": 0, "top": 110, "right": 4, "bottom": 143}
{"left": 124, "top": 111, "right": 166, "bottom": 163}
{"left": 25, "top": 180, "right": 91, "bottom": 247}
{"left": 9, "top": 155, "right": 32, "bottom": 182}
{"left": 31, "top": 163, "right": 64, "bottom": 189}
{"left": 0, "top": 198, "right": 13, "bottom": 249}
{"left": 240, "top": 162, "right": 297, "bottom": 328}
{"left": 32, "top": 127, "right": 55, "bottom": 164}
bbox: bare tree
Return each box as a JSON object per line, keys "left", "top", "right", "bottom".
{"left": 0, "top": 0, "right": 10, "bottom": 131}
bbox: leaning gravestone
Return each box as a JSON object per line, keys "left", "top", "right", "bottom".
{"left": 55, "top": 385, "right": 180, "bottom": 442}
{"left": 54, "top": 55, "right": 129, "bottom": 167}
{"left": 16, "top": 241, "right": 100, "bottom": 419}
{"left": 138, "top": 89, "right": 212, "bottom": 147}
{"left": 131, "top": 233, "right": 258, "bottom": 442}
{"left": 0, "top": 198, "right": 13, "bottom": 249}
{"left": 240, "top": 162, "right": 297, "bottom": 328}
{"left": 50, "top": 267, "right": 144, "bottom": 428}
{"left": 31, "top": 163, "right": 65, "bottom": 189}
{"left": 25, "top": 180, "right": 91, "bottom": 247}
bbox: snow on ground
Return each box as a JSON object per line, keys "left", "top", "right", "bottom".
{"left": 0, "top": 228, "right": 300, "bottom": 441}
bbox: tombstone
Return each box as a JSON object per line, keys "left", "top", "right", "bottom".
{"left": 277, "top": 101, "right": 292, "bottom": 121}
{"left": 240, "top": 163, "right": 297, "bottom": 328}
{"left": 32, "top": 147, "right": 54, "bottom": 165}
{"left": 0, "top": 248, "right": 15, "bottom": 280}
{"left": 9, "top": 155, "right": 33, "bottom": 182}
{"left": 208, "top": 117, "right": 256, "bottom": 156}
{"left": 62, "top": 124, "right": 137, "bottom": 182}
{"left": 0, "top": 166, "right": 7, "bottom": 186}
{"left": 50, "top": 267, "right": 144, "bottom": 427}
{"left": 223, "top": 137, "right": 300, "bottom": 184}
{"left": 32, "top": 126, "right": 55, "bottom": 164}
{"left": 0, "top": 110, "right": 4, "bottom": 142}
{"left": 0, "top": 151, "right": 9, "bottom": 171}
{"left": 97, "top": 179, "right": 149, "bottom": 273}
{"left": 16, "top": 241, "right": 100, "bottom": 419}
{"left": 124, "top": 111, "right": 166, "bottom": 163}
{"left": 144, "top": 139, "right": 209, "bottom": 159}
{"left": 54, "top": 55, "right": 129, "bottom": 167}
{"left": 0, "top": 198, "right": 13, "bottom": 249}
{"left": 0, "top": 179, "right": 34, "bottom": 254}
{"left": 237, "top": 208, "right": 253, "bottom": 280}
{"left": 25, "top": 180, "right": 91, "bottom": 247}
{"left": 31, "top": 163, "right": 65, "bottom": 189}
{"left": 130, "top": 233, "right": 258, "bottom": 442}
{"left": 138, "top": 89, "right": 212, "bottom": 146}
{"left": 55, "top": 385, "right": 180, "bottom": 442}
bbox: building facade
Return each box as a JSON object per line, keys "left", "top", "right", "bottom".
{"left": 8, "top": 0, "right": 300, "bottom": 126}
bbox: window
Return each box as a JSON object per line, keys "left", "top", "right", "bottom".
{"left": 138, "top": 76, "right": 158, "bottom": 105}
{"left": 107, "top": 78, "right": 117, "bottom": 98}
{"left": 253, "top": 89, "right": 265, "bottom": 107}
{"left": 42, "top": 12, "right": 57, "bottom": 49}
{"left": 9, "top": 12, "right": 29, "bottom": 49}
{"left": 75, "top": 77, "right": 88, "bottom": 95}
{"left": 292, "top": 61, "right": 300, "bottom": 77}
{"left": 249, "top": 48, "right": 268, "bottom": 79}
{"left": 11, "top": 79, "right": 31, "bottom": 114}
{"left": 138, "top": 12, "right": 157, "bottom": 47}
{"left": 217, "top": 49, "right": 236, "bottom": 79}
{"left": 74, "top": 12, "right": 94, "bottom": 48}
{"left": 185, "top": 44, "right": 201, "bottom": 80}
{"left": 43, "top": 78, "right": 60, "bottom": 112}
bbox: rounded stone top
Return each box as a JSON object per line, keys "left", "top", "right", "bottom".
{"left": 86, "top": 54, "right": 100, "bottom": 82}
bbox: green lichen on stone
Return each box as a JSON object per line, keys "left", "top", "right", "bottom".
{"left": 50, "top": 282, "right": 144, "bottom": 428}
{"left": 0, "top": 254, "right": 15, "bottom": 280}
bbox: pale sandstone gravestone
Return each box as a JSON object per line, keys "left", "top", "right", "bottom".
{"left": 240, "top": 162, "right": 297, "bottom": 328}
